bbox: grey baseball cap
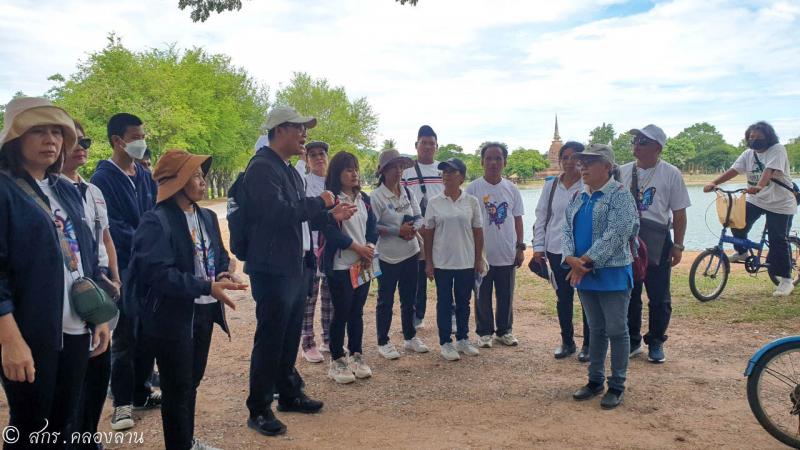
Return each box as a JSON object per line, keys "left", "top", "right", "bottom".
{"left": 576, "top": 144, "right": 615, "bottom": 166}
{"left": 630, "top": 124, "right": 667, "bottom": 148}
{"left": 263, "top": 105, "right": 317, "bottom": 131}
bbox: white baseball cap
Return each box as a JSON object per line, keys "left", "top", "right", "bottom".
{"left": 629, "top": 124, "right": 667, "bottom": 148}
{"left": 263, "top": 105, "right": 316, "bottom": 131}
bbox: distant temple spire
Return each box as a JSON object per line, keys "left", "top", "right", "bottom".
{"left": 553, "top": 114, "right": 561, "bottom": 141}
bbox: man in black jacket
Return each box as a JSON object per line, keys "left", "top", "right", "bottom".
{"left": 244, "top": 106, "right": 356, "bottom": 437}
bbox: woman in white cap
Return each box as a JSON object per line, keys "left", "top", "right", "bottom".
{"left": 0, "top": 97, "right": 111, "bottom": 442}
{"left": 422, "top": 158, "right": 484, "bottom": 361}
{"left": 564, "top": 144, "right": 638, "bottom": 410}
{"left": 371, "top": 148, "right": 429, "bottom": 359}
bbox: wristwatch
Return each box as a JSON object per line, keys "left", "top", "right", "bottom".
{"left": 673, "top": 243, "right": 685, "bottom": 251}
{"left": 516, "top": 242, "right": 526, "bottom": 251}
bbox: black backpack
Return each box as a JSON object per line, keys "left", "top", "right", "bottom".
{"left": 227, "top": 155, "right": 262, "bottom": 261}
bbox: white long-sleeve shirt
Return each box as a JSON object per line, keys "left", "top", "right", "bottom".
{"left": 532, "top": 175, "right": 582, "bottom": 255}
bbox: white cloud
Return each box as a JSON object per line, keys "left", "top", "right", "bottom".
{"left": 1, "top": 0, "right": 798, "bottom": 155}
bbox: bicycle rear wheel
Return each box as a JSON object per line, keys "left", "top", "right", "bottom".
{"left": 746, "top": 340, "right": 800, "bottom": 449}
{"left": 689, "top": 249, "right": 730, "bottom": 302}
{"left": 769, "top": 237, "right": 800, "bottom": 286}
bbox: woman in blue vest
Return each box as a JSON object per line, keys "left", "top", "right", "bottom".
{"left": 562, "top": 144, "right": 638, "bottom": 410}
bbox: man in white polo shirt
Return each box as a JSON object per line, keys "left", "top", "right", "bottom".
{"left": 402, "top": 125, "right": 443, "bottom": 329}
{"left": 620, "top": 124, "right": 690, "bottom": 364}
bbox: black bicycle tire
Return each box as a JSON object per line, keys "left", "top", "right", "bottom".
{"left": 689, "top": 249, "right": 730, "bottom": 302}
{"left": 746, "top": 340, "right": 800, "bottom": 449}
{"left": 769, "top": 237, "right": 800, "bottom": 287}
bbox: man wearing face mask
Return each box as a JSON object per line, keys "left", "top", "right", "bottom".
{"left": 91, "top": 113, "right": 160, "bottom": 431}
{"left": 705, "top": 121, "right": 797, "bottom": 297}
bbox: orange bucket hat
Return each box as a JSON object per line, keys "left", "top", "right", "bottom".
{"left": 152, "top": 149, "right": 212, "bottom": 203}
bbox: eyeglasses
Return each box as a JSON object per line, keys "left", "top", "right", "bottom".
{"left": 576, "top": 159, "right": 604, "bottom": 170}
{"left": 78, "top": 138, "right": 92, "bottom": 150}
{"left": 282, "top": 123, "right": 307, "bottom": 133}
{"left": 632, "top": 136, "right": 653, "bottom": 147}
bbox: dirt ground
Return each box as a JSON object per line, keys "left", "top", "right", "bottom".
{"left": 1, "top": 211, "right": 798, "bottom": 449}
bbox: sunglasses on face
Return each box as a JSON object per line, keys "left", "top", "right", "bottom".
{"left": 282, "top": 123, "right": 307, "bottom": 133}
{"left": 78, "top": 138, "right": 92, "bottom": 150}
{"left": 633, "top": 136, "right": 654, "bottom": 147}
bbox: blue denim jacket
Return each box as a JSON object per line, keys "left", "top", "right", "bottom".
{"left": 562, "top": 179, "right": 639, "bottom": 268}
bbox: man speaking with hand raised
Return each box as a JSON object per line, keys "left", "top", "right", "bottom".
{"left": 243, "top": 106, "right": 357, "bottom": 437}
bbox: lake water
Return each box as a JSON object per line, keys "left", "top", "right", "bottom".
{"left": 519, "top": 184, "right": 800, "bottom": 251}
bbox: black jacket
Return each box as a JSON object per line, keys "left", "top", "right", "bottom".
{"left": 132, "top": 200, "right": 231, "bottom": 341}
{"left": 242, "top": 147, "right": 330, "bottom": 276}
{"left": 0, "top": 172, "right": 98, "bottom": 352}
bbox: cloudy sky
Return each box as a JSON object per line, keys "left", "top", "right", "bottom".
{"left": 1, "top": 0, "right": 798, "bottom": 154}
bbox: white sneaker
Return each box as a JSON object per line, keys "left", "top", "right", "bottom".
{"left": 350, "top": 353, "right": 372, "bottom": 379}
{"left": 773, "top": 277, "right": 795, "bottom": 297}
{"left": 456, "top": 339, "right": 480, "bottom": 356}
{"left": 728, "top": 252, "right": 748, "bottom": 263}
{"left": 110, "top": 405, "right": 134, "bottom": 431}
{"left": 192, "top": 439, "right": 221, "bottom": 450}
{"left": 403, "top": 337, "right": 430, "bottom": 353}
{"left": 477, "top": 335, "right": 493, "bottom": 348}
{"left": 440, "top": 342, "right": 461, "bottom": 361}
{"left": 496, "top": 333, "right": 519, "bottom": 346}
{"left": 378, "top": 343, "right": 401, "bottom": 360}
{"left": 328, "top": 357, "right": 356, "bottom": 384}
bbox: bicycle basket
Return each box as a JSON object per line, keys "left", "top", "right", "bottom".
{"left": 715, "top": 191, "right": 747, "bottom": 229}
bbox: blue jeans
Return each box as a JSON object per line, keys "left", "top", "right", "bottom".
{"left": 434, "top": 268, "right": 473, "bottom": 345}
{"left": 578, "top": 289, "right": 631, "bottom": 392}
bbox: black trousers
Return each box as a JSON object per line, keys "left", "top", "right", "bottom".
{"left": 414, "top": 259, "right": 428, "bottom": 320}
{"left": 629, "top": 237, "right": 672, "bottom": 347}
{"left": 1, "top": 333, "right": 90, "bottom": 450}
{"left": 547, "top": 252, "right": 590, "bottom": 347}
{"left": 110, "top": 309, "right": 156, "bottom": 407}
{"left": 145, "top": 303, "right": 216, "bottom": 450}
{"left": 328, "top": 270, "right": 371, "bottom": 360}
{"left": 733, "top": 202, "right": 794, "bottom": 278}
{"left": 474, "top": 265, "right": 516, "bottom": 337}
{"left": 376, "top": 255, "right": 419, "bottom": 345}
{"left": 76, "top": 346, "right": 111, "bottom": 449}
{"left": 246, "top": 270, "right": 306, "bottom": 417}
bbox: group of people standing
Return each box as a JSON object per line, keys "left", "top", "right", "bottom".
{"left": 0, "top": 94, "right": 795, "bottom": 450}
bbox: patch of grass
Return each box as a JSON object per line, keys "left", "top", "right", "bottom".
{"left": 513, "top": 265, "right": 800, "bottom": 326}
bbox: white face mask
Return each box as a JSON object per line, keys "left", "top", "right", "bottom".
{"left": 123, "top": 139, "right": 147, "bottom": 160}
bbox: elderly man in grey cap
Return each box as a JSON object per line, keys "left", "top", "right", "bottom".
{"left": 241, "top": 106, "right": 356, "bottom": 437}
{"left": 619, "top": 124, "right": 690, "bottom": 365}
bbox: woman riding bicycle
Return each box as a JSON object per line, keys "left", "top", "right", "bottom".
{"left": 704, "top": 121, "right": 797, "bottom": 297}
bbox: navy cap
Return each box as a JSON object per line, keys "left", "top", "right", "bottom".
{"left": 438, "top": 158, "right": 467, "bottom": 176}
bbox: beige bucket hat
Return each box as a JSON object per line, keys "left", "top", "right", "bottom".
{"left": 0, "top": 97, "right": 77, "bottom": 152}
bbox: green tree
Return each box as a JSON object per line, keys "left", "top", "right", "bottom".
{"left": 504, "top": 148, "right": 548, "bottom": 180}
{"left": 275, "top": 72, "right": 378, "bottom": 161}
{"left": 786, "top": 138, "right": 800, "bottom": 172}
{"left": 662, "top": 136, "right": 696, "bottom": 169}
{"left": 675, "top": 122, "right": 726, "bottom": 154}
{"left": 435, "top": 143, "right": 465, "bottom": 161}
{"left": 589, "top": 123, "right": 615, "bottom": 145}
{"left": 47, "top": 34, "right": 269, "bottom": 196}
{"left": 612, "top": 132, "right": 634, "bottom": 165}
{"left": 382, "top": 138, "right": 396, "bottom": 150}
{"left": 180, "top": 0, "right": 417, "bottom": 22}
{"left": 692, "top": 143, "right": 738, "bottom": 172}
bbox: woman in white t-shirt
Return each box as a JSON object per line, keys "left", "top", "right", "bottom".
{"left": 705, "top": 121, "right": 797, "bottom": 296}
{"left": 422, "top": 158, "right": 484, "bottom": 361}
{"left": 532, "top": 141, "right": 591, "bottom": 362}
{"left": 321, "top": 152, "right": 378, "bottom": 384}
{"left": 372, "top": 149, "right": 429, "bottom": 360}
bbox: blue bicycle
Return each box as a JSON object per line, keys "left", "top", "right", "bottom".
{"left": 746, "top": 336, "right": 800, "bottom": 448}
{"left": 689, "top": 188, "right": 800, "bottom": 301}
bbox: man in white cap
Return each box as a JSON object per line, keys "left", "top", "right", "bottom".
{"left": 619, "top": 124, "right": 690, "bottom": 364}
{"left": 241, "top": 105, "right": 356, "bottom": 437}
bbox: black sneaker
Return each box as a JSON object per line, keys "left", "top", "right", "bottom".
{"left": 629, "top": 343, "right": 645, "bottom": 358}
{"left": 600, "top": 389, "right": 624, "bottom": 409}
{"left": 573, "top": 382, "right": 604, "bottom": 401}
{"left": 247, "top": 410, "right": 287, "bottom": 437}
{"left": 577, "top": 346, "right": 590, "bottom": 363}
{"left": 133, "top": 390, "right": 162, "bottom": 410}
{"left": 276, "top": 393, "right": 324, "bottom": 414}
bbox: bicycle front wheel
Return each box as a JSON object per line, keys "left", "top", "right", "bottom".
{"left": 689, "top": 249, "right": 729, "bottom": 302}
{"left": 746, "top": 340, "right": 800, "bottom": 449}
{"left": 769, "top": 236, "right": 800, "bottom": 287}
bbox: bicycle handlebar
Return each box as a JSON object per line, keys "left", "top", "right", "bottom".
{"left": 714, "top": 187, "right": 747, "bottom": 194}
